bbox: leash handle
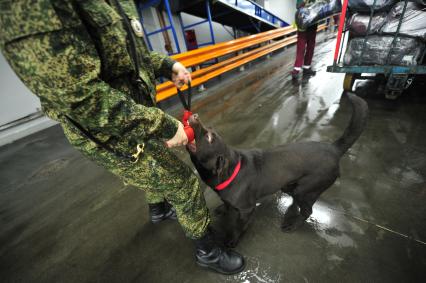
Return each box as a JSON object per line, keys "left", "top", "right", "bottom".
{"left": 177, "top": 82, "right": 195, "bottom": 143}
{"left": 187, "top": 81, "right": 192, "bottom": 110}
{"left": 177, "top": 81, "right": 192, "bottom": 111}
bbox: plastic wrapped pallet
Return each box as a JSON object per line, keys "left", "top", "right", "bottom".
{"left": 296, "top": 0, "right": 342, "bottom": 30}
{"left": 348, "top": 0, "right": 397, "bottom": 12}
{"left": 413, "top": 0, "right": 426, "bottom": 5}
{"left": 348, "top": 13, "right": 387, "bottom": 36}
{"left": 344, "top": 36, "right": 425, "bottom": 65}
{"left": 381, "top": 1, "right": 426, "bottom": 40}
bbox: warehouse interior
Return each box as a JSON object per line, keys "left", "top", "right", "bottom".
{"left": 0, "top": 0, "right": 425, "bottom": 282}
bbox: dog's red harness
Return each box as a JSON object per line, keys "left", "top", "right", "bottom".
{"left": 215, "top": 160, "right": 241, "bottom": 190}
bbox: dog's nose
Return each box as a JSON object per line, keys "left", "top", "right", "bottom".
{"left": 188, "top": 113, "right": 199, "bottom": 126}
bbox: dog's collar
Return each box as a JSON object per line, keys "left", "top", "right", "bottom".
{"left": 215, "top": 160, "right": 241, "bottom": 191}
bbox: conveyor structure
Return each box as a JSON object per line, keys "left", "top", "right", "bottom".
{"left": 137, "top": 0, "right": 289, "bottom": 54}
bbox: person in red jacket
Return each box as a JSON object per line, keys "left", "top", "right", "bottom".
{"left": 291, "top": 0, "right": 318, "bottom": 79}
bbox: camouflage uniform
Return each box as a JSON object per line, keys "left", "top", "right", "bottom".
{"left": 0, "top": 0, "right": 210, "bottom": 239}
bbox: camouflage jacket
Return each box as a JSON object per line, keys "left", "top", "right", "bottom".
{"left": 0, "top": 0, "right": 179, "bottom": 151}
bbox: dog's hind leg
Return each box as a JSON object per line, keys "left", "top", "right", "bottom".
{"left": 281, "top": 175, "right": 336, "bottom": 232}
{"left": 281, "top": 193, "right": 316, "bottom": 232}
{"left": 281, "top": 201, "right": 300, "bottom": 228}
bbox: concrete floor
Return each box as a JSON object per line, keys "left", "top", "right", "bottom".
{"left": 1, "top": 34, "right": 425, "bottom": 283}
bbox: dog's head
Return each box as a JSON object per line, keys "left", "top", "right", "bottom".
{"left": 187, "top": 114, "right": 232, "bottom": 179}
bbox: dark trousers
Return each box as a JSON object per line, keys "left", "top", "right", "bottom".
{"left": 333, "top": 15, "right": 340, "bottom": 27}
{"left": 294, "top": 26, "right": 317, "bottom": 69}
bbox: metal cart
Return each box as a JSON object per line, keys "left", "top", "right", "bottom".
{"left": 326, "top": 0, "right": 426, "bottom": 99}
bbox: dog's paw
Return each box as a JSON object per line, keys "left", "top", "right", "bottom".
{"left": 281, "top": 223, "right": 297, "bottom": 233}
{"left": 281, "top": 218, "right": 304, "bottom": 233}
{"left": 224, "top": 237, "right": 239, "bottom": 248}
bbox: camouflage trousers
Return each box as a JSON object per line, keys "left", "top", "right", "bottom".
{"left": 62, "top": 123, "right": 210, "bottom": 239}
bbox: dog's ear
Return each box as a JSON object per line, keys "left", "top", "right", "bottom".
{"left": 215, "top": 155, "right": 228, "bottom": 178}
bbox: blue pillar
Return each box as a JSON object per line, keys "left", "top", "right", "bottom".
{"left": 164, "top": 0, "right": 181, "bottom": 54}
{"left": 205, "top": 0, "right": 216, "bottom": 45}
{"left": 178, "top": 13, "right": 189, "bottom": 51}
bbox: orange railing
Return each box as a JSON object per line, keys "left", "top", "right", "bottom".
{"left": 156, "top": 23, "right": 328, "bottom": 102}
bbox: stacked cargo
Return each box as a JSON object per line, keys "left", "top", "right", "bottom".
{"left": 344, "top": 0, "right": 426, "bottom": 66}
{"left": 296, "top": 0, "right": 343, "bottom": 30}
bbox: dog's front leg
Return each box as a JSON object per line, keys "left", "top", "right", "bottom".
{"left": 225, "top": 207, "right": 255, "bottom": 248}
{"left": 214, "top": 202, "right": 231, "bottom": 216}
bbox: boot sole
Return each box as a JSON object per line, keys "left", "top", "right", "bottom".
{"left": 150, "top": 210, "right": 177, "bottom": 224}
{"left": 150, "top": 216, "right": 176, "bottom": 224}
{"left": 196, "top": 258, "right": 246, "bottom": 275}
{"left": 150, "top": 218, "right": 165, "bottom": 224}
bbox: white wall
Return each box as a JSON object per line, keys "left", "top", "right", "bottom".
{"left": 139, "top": 7, "right": 186, "bottom": 54}
{"left": 140, "top": 7, "right": 236, "bottom": 55}
{"left": 268, "top": 0, "right": 297, "bottom": 25}
{"left": 0, "top": 52, "right": 41, "bottom": 127}
{"left": 180, "top": 13, "right": 235, "bottom": 47}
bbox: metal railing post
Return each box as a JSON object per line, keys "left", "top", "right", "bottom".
{"left": 333, "top": 0, "right": 349, "bottom": 66}
{"left": 156, "top": 24, "right": 330, "bottom": 101}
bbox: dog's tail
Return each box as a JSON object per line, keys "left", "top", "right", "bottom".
{"left": 333, "top": 93, "right": 368, "bottom": 156}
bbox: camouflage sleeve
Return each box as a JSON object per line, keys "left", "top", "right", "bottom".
{"left": 0, "top": 18, "right": 178, "bottom": 143}
{"left": 149, "top": 51, "right": 177, "bottom": 79}
{"left": 58, "top": 78, "right": 180, "bottom": 142}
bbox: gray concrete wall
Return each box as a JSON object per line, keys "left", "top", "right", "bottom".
{"left": 0, "top": 53, "right": 56, "bottom": 146}
{"left": 0, "top": 53, "right": 41, "bottom": 127}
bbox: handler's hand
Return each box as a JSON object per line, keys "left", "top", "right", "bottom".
{"left": 172, "top": 62, "right": 191, "bottom": 88}
{"left": 166, "top": 121, "right": 188, "bottom": 148}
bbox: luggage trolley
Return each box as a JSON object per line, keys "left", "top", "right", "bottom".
{"left": 327, "top": 0, "right": 426, "bottom": 99}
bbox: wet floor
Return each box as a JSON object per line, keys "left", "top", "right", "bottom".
{"left": 1, "top": 33, "right": 425, "bottom": 282}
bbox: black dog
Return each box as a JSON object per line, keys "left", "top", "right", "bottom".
{"left": 187, "top": 93, "right": 368, "bottom": 247}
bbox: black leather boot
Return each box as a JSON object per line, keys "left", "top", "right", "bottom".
{"left": 303, "top": 67, "right": 316, "bottom": 76}
{"left": 148, "top": 201, "right": 177, "bottom": 224}
{"left": 194, "top": 229, "right": 245, "bottom": 275}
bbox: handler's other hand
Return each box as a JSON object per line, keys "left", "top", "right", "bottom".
{"left": 172, "top": 62, "right": 191, "bottom": 88}
{"left": 166, "top": 121, "right": 188, "bottom": 148}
